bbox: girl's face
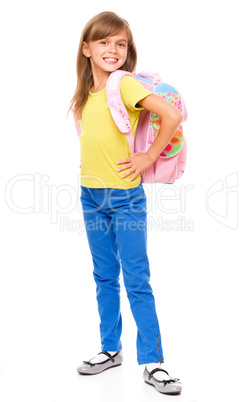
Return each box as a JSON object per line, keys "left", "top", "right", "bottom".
{"left": 82, "top": 28, "right": 129, "bottom": 77}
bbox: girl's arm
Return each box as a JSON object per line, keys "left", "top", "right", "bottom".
{"left": 116, "top": 94, "right": 183, "bottom": 182}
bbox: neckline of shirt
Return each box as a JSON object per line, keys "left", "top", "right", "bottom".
{"left": 89, "top": 87, "right": 106, "bottom": 96}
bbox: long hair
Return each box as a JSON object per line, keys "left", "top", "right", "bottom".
{"left": 67, "top": 11, "right": 137, "bottom": 122}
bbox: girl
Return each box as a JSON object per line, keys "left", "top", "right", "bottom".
{"left": 68, "top": 11, "right": 183, "bottom": 395}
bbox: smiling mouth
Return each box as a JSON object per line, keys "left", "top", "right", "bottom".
{"left": 103, "top": 58, "right": 118, "bottom": 62}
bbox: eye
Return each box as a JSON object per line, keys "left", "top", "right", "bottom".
{"left": 100, "top": 41, "right": 108, "bottom": 45}
{"left": 118, "top": 43, "right": 126, "bottom": 47}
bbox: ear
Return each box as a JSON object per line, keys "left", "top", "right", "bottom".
{"left": 82, "top": 42, "right": 91, "bottom": 58}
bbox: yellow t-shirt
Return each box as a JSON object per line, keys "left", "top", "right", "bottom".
{"left": 79, "top": 75, "right": 152, "bottom": 189}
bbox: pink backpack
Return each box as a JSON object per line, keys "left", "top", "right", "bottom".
{"left": 106, "top": 70, "right": 188, "bottom": 183}
{"left": 73, "top": 70, "right": 187, "bottom": 183}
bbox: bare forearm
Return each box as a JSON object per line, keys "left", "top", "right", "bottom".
{"left": 116, "top": 94, "right": 183, "bottom": 182}
{"left": 146, "top": 114, "right": 182, "bottom": 163}
{"left": 138, "top": 94, "right": 182, "bottom": 163}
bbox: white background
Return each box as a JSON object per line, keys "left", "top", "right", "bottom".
{"left": 1, "top": 1, "right": 242, "bottom": 401}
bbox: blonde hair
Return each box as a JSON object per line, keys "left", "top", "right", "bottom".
{"left": 67, "top": 11, "right": 137, "bottom": 122}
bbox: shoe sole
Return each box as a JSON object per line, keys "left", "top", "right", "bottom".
{"left": 145, "top": 379, "right": 181, "bottom": 395}
{"left": 77, "top": 363, "right": 122, "bottom": 375}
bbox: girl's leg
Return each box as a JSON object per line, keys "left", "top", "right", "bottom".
{"left": 80, "top": 186, "right": 122, "bottom": 352}
{"left": 108, "top": 183, "right": 164, "bottom": 365}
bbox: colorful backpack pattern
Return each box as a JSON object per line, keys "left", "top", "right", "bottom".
{"left": 106, "top": 70, "right": 188, "bottom": 183}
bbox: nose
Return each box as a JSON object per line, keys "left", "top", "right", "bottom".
{"left": 108, "top": 42, "right": 117, "bottom": 53}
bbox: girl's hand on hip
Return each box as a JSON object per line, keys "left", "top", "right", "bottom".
{"left": 116, "top": 152, "right": 153, "bottom": 182}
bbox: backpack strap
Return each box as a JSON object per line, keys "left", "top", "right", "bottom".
{"left": 106, "top": 70, "right": 136, "bottom": 155}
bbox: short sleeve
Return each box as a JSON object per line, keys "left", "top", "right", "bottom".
{"left": 120, "top": 76, "right": 152, "bottom": 112}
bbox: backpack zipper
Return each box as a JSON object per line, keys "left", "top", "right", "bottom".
{"left": 156, "top": 335, "right": 162, "bottom": 363}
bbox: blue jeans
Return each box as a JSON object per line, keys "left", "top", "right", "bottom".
{"left": 80, "top": 182, "right": 164, "bottom": 365}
